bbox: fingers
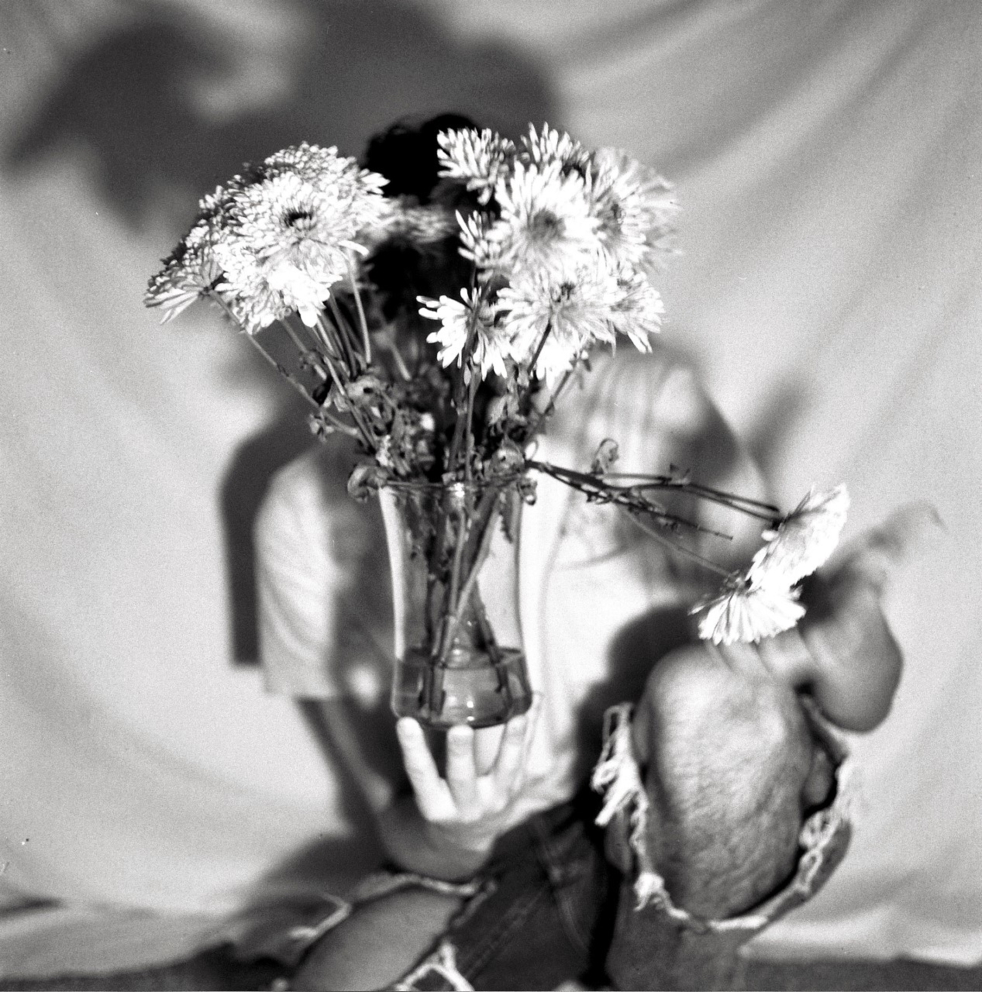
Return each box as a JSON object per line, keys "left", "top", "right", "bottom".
{"left": 520, "top": 693, "right": 542, "bottom": 768}
{"left": 492, "top": 711, "right": 530, "bottom": 790}
{"left": 396, "top": 718, "right": 450, "bottom": 821}
{"left": 445, "top": 725, "right": 478, "bottom": 809}
{"left": 799, "top": 575, "right": 903, "bottom": 732}
{"left": 473, "top": 724, "right": 505, "bottom": 776}
{"left": 832, "top": 501, "right": 942, "bottom": 594}
{"left": 399, "top": 698, "right": 542, "bottom": 830}
{"left": 496, "top": 694, "right": 543, "bottom": 789}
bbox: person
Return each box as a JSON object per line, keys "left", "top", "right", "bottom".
{"left": 250, "top": 119, "right": 930, "bottom": 989}
{"left": 253, "top": 340, "right": 928, "bottom": 990}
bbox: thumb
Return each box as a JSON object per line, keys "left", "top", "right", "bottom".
{"left": 829, "top": 501, "right": 943, "bottom": 594}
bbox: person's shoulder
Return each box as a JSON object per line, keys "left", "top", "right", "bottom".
{"left": 256, "top": 439, "right": 361, "bottom": 547}
{"left": 265, "top": 439, "right": 358, "bottom": 510}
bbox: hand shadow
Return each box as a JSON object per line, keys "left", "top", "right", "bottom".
{"left": 3, "top": 0, "right": 557, "bottom": 666}
{"left": 2, "top": 0, "right": 557, "bottom": 228}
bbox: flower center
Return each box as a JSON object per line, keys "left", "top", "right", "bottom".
{"left": 284, "top": 207, "right": 315, "bottom": 233}
{"left": 528, "top": 209, "right": 563, "bottom": 242}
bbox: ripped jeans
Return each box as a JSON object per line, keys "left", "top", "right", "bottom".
{"left": 264, "top": 700, "right": 852, "bottom": 991}
{"left": 385, "top": 702, "right": 852, "bottom": 991}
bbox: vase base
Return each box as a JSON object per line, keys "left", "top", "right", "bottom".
{"left": 392, "top": 646, "right": 533, "bottom": 729}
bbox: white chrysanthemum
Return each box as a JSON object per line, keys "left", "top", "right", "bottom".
{"left": 694, "top": 580, "right": 806, "bottom": 645}
{"left": 212, "top": 171, "right": 376, "bottom": 331}
{"left": 418, "top": 289, "right": 510, "bottom": 378}
{"left": 520, "top": 123, "right": 591, "bottom": 174}
{"left": 145, "top": 220, "right": 223, "bottom": 320}
{"left": 590, "top": 147, "right": 679, "bottom": 274}
{"left": 497, "top": 264, "right": 620, "bottom": 382}
{"left": 145, "top": 181, "right": 246, "bottom": 320}
{"left": 749, "top": 485, "right": 850, "bottom": 588}
{"left": 436, "top": 128, "right": 516, "bottom": 204}
{"left": 489, "top": 160, "right": 599, "bottom": 282}
{"left": 262, "top": 142, "right": 389, "bottom": 205}
{"left": 608, "top": 270, "right": 664, "bottom": 351}
{"left": 455, "top": 209, "right": 502, "bottom": 271}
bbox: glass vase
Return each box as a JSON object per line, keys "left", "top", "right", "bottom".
{"left": 381, "top": 479, "right": 533, "bottom": 730}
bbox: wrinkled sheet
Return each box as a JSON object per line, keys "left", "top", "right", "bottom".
{"left": 0, "top": 0, "right": 978, "bottom": 976}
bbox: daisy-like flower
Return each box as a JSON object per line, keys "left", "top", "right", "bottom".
{"left": 358, "top": 199, "right": 456, "bottom": 255}
{"left": 520, "top": 123, "right": 591, "bottom": 176}
{"left": 489, "top": 160, "right": 599, "bottom": 283}
{"left": 383, "top": 201, "right": 456, "bottom": 244}
{"left": 694, "top": 578, "right": 806, "bottom": 646}
{"left": 749, "top": 484, "right": 850, "bottom": 589}
{"left": 144, "top": 220, "right": 223, "bottom": 321}
{"left": 590, "top": 147, "right": 679, "bottom": 275}
{"left": 587, "top": 147, "right": 672, "bottom": 270}
{"left": 418, "top": 288, "right": 510, "bottom": 378}
{"left": 455, "top": 209, "right": 502, "bottom": 271}
{"left": 608, "top": 268, "right": 665, "bottom": 351}
{"left": 145, "top": 180, "right": 247, "bottom": 320}
{"left": 497, "top": 263, "right": 620, "bottom": 382}
{"left": 436, "top": 128, "right": 516, "bottom": 204}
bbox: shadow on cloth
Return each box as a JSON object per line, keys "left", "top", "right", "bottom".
{"left": 2, "top": 0, "right": 557, "bottom": 666}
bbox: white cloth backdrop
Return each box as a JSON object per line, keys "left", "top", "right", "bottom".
{"left": 0, "top": 0, "right": 978, "bottom": 976}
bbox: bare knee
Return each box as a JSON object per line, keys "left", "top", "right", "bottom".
{"left": 291, "top": 889, "right": 462, "bottom": 991}
{"left": 632, "top": 643, "right": 815, "bottom": 917}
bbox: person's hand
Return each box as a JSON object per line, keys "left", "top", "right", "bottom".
{"left": 755, "top": 501, "right": 941, "bottom": 731}
{"left": 396, "top": 696, "right": 542, "bottom": 862}
{"left": 620, "top": 503, "right": 939, "bottom": 918}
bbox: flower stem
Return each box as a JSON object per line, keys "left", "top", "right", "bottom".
{"left": 527, "top": 361, "right": 576, "bottom": 438}
{"left": 439, "top": 494, "right": 502, "bottom": 662}
{"left": 621, "top": 511, "right": 733, "bottom": 577}
{"left": 206, "top": 293, "right": 321, "bottom": 410}
{"left": 346, "top": 252, "right": 372, "bottom": 364}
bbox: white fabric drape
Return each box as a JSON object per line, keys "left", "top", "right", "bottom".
{"left": 0, "top": 0, "right": 978, "bottom": 975}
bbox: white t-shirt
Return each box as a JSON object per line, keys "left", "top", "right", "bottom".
{"left": 255, "top": 349, "right": 766, "bottom": 838}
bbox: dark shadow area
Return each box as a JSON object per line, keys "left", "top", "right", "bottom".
{"left": 2, "top": 0, "right": 556, "bottom": 665}
{"left": 571, "top": 604, "right": 695, "bottom": 786}
{"left": 219, "top": 395, "right": 314, "bottom": 663}
{"left": 742, "top": 378, "right": 813, "bottom": 481}
{"left": 2, "top": 0, "right": 556, "bottom": 228}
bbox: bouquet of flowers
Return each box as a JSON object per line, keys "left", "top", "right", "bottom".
{"left": 146, "top": 116, "right": 848, "bottom": 727}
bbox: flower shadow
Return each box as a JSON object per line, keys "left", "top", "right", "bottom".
{"left": 3, "top": 0, "right": 557, "bottom": 666}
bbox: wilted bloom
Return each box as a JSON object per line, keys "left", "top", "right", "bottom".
{"left": 749, "top": 484, "right": 850, "bottom": 588}
{"left": 693, "top": 578, "right": 806, "bottom": 645}
{"left": 418, "top": 289, "right": 510, "bottom": 378}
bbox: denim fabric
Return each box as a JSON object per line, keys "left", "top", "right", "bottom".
{"left": 392, "top": 701, "right": 852, "bottom": 992}
{"left": 392, "top": 795, "right": 614, "bottom": 992}
{"left": 603, "top": 807, "right": 851, "bottom": 991}
{"left": 602, "top": 698, "right": 853, "bottom": 990}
